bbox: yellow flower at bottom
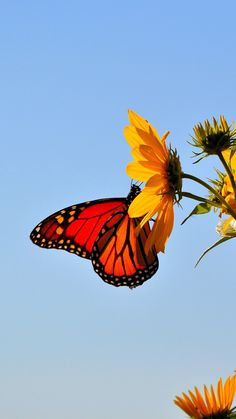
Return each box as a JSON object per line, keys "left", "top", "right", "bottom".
{"left": 174, "top": 375, "right": 236, "bottom": 418}
{"left": 124, "top": 110, "right": 182, "bottom": 253}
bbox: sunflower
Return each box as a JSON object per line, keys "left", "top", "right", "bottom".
{"left": 124, "top": 110, "right": 182, "bottom": 253}
{"left": 192, "top": 116, "right": 236, "bottom": 161}
{"left": 174, "top": 375, "right": 236, "bottom": 418}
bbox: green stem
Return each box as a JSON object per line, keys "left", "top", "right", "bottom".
{"left": 182, "top": 172, "right": 236, "bottom": 220}
{"left": 217, "top": 150, "right": 236, "bottom": 199}
{"left": 182, "top": 192, "right": 221, "bottom": 208}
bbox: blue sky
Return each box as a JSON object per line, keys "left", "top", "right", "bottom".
{"left": 1, "top": 1, "right": 236, "bottom": 418}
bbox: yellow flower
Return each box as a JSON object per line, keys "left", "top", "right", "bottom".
{"left": 174, "top": 375, "right": 236, "bottom": 418}
{"left": 223, "top": 149, "right": 236, "bottom": 172}
{"left": 124, "top": 110, "right": 182, "bottom": 253}
{"left": 207, "top": 149, "right": 236, "bottom": 236}
{"left": 216, "top": 171, "right": 236, "bottom": 236}
{"left": 221, "top": 174, "right": 236, "bottom": 211}
{"left": 192, "top": 116, "right": 236, "bottom": 161}
{"left": 217, "top": 150, "right": 236, "bottom": 232}
{"left": 216, "top": 218, "right": 236, "bottom": 237}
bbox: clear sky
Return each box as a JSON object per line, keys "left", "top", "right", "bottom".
{"left": 1, "top": 1, "right": 236, "bottom": 418}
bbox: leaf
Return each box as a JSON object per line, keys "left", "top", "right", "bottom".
{"left": 181, "top": 203, "right": 211, "bottom": 225}
{"left": 195, "top": 236, "right": 233, "bottom": 267}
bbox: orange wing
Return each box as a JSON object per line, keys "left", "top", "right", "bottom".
{"left": 30, "top": 185, "right": 159, "bottom": 288}
{"left": 91, "top": 209, "right": 158, "bottom": 288}
{"left": 30, "top": 199, "right": 126, "bottom": 259}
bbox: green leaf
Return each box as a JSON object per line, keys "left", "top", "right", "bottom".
{"left": 181, "top": 203, "right": 211, "bottom": 225}
{"left": 195, "top": 236, "right": 233, "bottom": 267}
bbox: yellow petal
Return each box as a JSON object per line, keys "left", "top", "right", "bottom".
{"left": 217, "top": 378, "right": 223, "bottom": 409}
{"left": 126, "top": 161, "right": 156, "bottom": 182}
{"left": 128, "top": 109, "right": 151, "bottom": 131}
{"left": 139, "top": 185, "right": 163, "bottom": 195}
{"left": 222, "top": 216, "right": 235, "bottom": 234}
{"left": 183, "top": 392, "right": 201, "bottom": 418}
{"left": 131, "top": 146, "right": 147, "bottom": 161}
{"left": 128, "top": 109, "right": 160, "bottom": 140}
{"left": 146, "top": 174, "right": 169, "bottom": 191}
{"left": 222, "top": 149, "right": 236, "bottom": 170}
{"left": 224, "top": 376, "right": 231, "bottom": 408}
{"left": 174, "top": 395, "right": 197, "bottom": 417}
{"left": 232, "top": 152, "right": 236, "bottom": 171}
{"left": 139, "top": 160, "right": 165, "bottom": 173}
{"left": 204, "top": 385, "right": 213, "bottom": 412}
{"left": 139, "top": 144, "right": 164, "bottom": 164}
{"left": 161, "top": 130, "right": 170, "bottom": 143}
{"left": 228, "top": 375, "right": 236, "bottom": 407}
{"left": 194, "top": 386, "right": 209, "bottom": 416}
{"left": 135, "top": 127, "right": 168, "bottom": 160}
{"left": 222, "top": 149, "right": 231, "bottom": 163}
{"left": 139, "top": 200, "right": 160, "bottom": 228}
{"left": 210, "top": 384, "right": 218, "bottom": 412}
{"left": 128, "top": 191, "right": 161, "bottom": 218}
{"left": 153, "top": 198, "right": 174, "bottom": 253}
{"left": 124, "top": 126, "right": 146, "bottom": 148}
{"left": 145, "top": 196, "right": 174, "bottom": 253}
{"left": 142, "top": 185, "right": 165, "bottom": 195}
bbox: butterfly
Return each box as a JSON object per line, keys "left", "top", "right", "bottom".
{"left": 30, "top": 185, "right": 159, "bottom": 288}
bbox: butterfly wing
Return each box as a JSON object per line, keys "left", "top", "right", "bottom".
{"left": 30, "top": 198, "right": 126, "bottom": 259}
{"left": 91, "top": 208, "right": 159, "bottom": 288}
{"left": 30, "top": 186, "right": 159, "bottom": 288}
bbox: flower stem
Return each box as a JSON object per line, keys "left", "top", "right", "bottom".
{"left": 182, "top": 172, "right": 236, "bottom": 219}
{"left": 217, "top": 150, "right": 236, "bottom": 199}
{"left": 182, "top": 192, "right": 221, "bottom": 208}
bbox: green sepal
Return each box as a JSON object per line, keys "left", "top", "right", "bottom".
{"left": 181, "top": 203, "right": 211, "bottom": 225}
{"left": 195, "top": 236, "right": 233, "bottom": 267}
{"left": 229, "top": 406, "right": 236, "bottom": 417}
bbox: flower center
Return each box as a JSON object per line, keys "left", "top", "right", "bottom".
{"left": 203, "top": 410, "right": 231, "bottom": 419}
{"left": 167, "top": 148, "right": 182, "bottom": 201}
{"left": 202, "top": 130, "right": 231, "bottom": 154}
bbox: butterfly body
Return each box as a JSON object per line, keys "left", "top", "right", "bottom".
{"left": 30, "top": 185, "right": 159, "bottom": 288}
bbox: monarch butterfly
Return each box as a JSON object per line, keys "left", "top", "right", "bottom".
{"left": 30, "top": 185, "right": 159, "bottom": 288}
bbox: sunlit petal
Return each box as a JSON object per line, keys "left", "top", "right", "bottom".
{"left": 128, "top": 109, "right": 160, "bottom": 140}
{"left": 145, "top": 196, "right": 174, "bottom": 253}
{"left": 125, "top": 110, "right": 182, "bottom": 253}
{"left": 145, "top": 174, "right": 169, "bottom": 190}
{"left": 126, "top": 161, "right": 157, "bottom": 182}
{"left": 131, "top": 146, "right": 147, "bottom": 161}
{"left": 128, "top": 191, "right": 161, "bottom": 218}
{"left": 139, "top": 160, "right": 165, "bottom": 172}
{"left": 139, "top": 200, "right": 160, "bottom": 228}
{"left": 194, "top": 387, "right": 209, "bottom": 416}
{"left": 174, "top": 394, "right": 198, "bottom": 417}
{"left": 174, "top": 375, "right": 236, "bottom": 418}
{"left": 139, "top": 144, "right": 164, "bottom": 163}
{"left": 124, "top": 125, "right": 146, "bottom": 148}
{"left": 217, "top": 378, "right": 223, "bottom": 409}
{"left": 136, "top": 127, "right": 168, "bottom": 160}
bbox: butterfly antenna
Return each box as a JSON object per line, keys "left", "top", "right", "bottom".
{"left": 131, "top": 179, "right": 143, "bottom": 188}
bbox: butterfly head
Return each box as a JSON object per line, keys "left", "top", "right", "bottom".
{"left": 127, "top": 184, "right": 141, "bottom": 205}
